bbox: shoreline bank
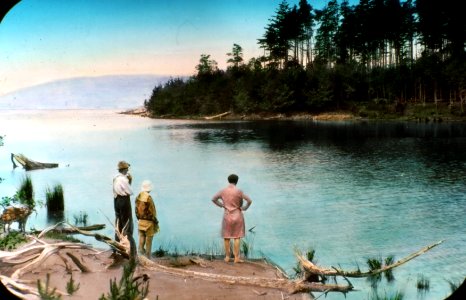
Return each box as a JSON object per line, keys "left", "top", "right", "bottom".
{"left": 120, "top": 102, "right": 466, "bottom": 123}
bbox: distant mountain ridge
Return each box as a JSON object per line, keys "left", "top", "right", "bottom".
{"left": 0, "top": 75, "right": 172, "bottom": 109}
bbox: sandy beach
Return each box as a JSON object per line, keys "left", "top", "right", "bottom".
{"left": 0, "top": 237, "right": 312, "bottom": 300}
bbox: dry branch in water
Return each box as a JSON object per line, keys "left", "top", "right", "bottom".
{"left": 296, "top": 240, "right": 444, "bottom": 278}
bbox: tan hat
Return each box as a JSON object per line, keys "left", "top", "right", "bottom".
{"left": 117, "top": 161, "right": 130, "bottom": 170}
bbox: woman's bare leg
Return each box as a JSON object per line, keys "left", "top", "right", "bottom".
{"left": 138, "top": 231, "right": 146, "bottom": 254}
{"left": 233, "top": 238, "right": 244, "bottom": 263}
{"left": 224, "top": 238, "right": 231, "bottom": 262}
{"left": 146, "top": 235, "right": 153, "bottom": 258}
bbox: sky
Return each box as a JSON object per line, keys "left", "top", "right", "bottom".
{"left": 0, "top": 0, "right": 349, "bottom": 96}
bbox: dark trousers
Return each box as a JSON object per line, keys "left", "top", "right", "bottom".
{"left": 114, "top": 195, "right": 134, "bottom": 242}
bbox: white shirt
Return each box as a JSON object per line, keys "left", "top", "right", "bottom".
{"left": 113, "top": 173, "right": 133, "bottom": 198}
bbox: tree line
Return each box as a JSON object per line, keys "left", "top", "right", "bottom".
{"left": 145, "top": 0, "right": 465, "bottom": 117}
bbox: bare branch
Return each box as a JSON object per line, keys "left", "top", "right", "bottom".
{"left": 296, "top": 240, "right": 444, "bottom": 278}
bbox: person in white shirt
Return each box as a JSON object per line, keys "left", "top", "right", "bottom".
{"left": 113, "top": 161, "right": 134, "bottom": 249}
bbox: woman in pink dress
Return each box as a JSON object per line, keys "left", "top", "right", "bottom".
{"left": 212, "top": 174, "right": 252, "bottom": 263}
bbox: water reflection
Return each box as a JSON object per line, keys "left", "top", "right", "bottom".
{"left": 158, "top": 120, "right": 466, "bottom": 151}
{"left": 46, "top": 211, "right": 65, "bottom": 224}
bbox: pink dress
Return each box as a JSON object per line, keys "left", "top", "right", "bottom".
{"left": 212, "top": 184, "right": 251, "bottom": 238}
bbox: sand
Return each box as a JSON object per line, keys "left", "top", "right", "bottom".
{"left": 0, "top": 241, "right": 313, "bottom": 300}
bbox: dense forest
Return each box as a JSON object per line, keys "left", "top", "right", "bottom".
{"left": 145, "top": 0, "right": 465, "bottom": 119}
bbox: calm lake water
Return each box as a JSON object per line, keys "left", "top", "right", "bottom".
{"left": 0, "top": 110, "right": 465, "bottom": 299}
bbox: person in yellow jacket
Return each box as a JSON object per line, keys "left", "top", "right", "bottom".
{"left": 135, "top": 180, "right": 159, "bottom": 258}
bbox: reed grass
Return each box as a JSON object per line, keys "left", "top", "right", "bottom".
{"left": 45, "top": 184, "right": 64, "bottom": 213}
{"left": 17, "top": 175, "right": 34, "bottom": 208}
{"left": 446, "top": 279, "right": 461, "bottom": 293}
{"left": 367, "top": 257, "right": 383, "bottom": 288}
{"left": 384, "top": 255, "right": 395, "bottom": 282}
{"left": 368, "top": 290, "right": 404, "bottom": 300}
{"left": 73, "top": 211, "right": 89, "bottom": 226}
{"left": 150, "top": 240, "right": 225, "bottom": 259}
{"left": 416, "top": 274, "right": 430, "bottom": 291}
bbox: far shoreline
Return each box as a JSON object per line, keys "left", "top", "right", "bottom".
{"left": 120, "top": 102, "right": 466, "bottom": 123}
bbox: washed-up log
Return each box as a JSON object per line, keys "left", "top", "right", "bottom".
{"left": 296, "top": 240, "right": 443, "bottom": 278}
{"left": 138, "top": 255, "right": 352, "bottom": 294}
{"left": 11, "top": 153, "right": 58, "bottom": 171}
{"left": 204, "top": 111, "right": 230, "bottom": 120}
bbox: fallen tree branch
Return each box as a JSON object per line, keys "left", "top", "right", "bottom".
{"left": 11, "top": 242, "right": 93, "bottom": 279}
{"left": 67, "top": 224, "right": 130, "bottom": 259}
{"left": 204, "top": 111, "right": 230, "bottom": 120}
{"left": 296, "top": 240, "right": 444, "bottom": 278}
{"left": 138, "top": 255, "right": 352, "bottom": 294}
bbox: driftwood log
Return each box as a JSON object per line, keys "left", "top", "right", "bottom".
{"left": 204, "top": 111, "right": 230, "bottom": 120}
{"left": 11, "top": 153, "right": 58, "bottom": 171}
{"left": 296, "top": 240, "right": 444, "bottom": 278}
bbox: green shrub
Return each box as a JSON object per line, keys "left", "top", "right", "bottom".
{"left": 66, "top": 274, "right": 80, "bottom": 295}
{"left": 99, "top": 259, "right": 149, "bottom": 300}
{"left": 0, "top": 232, "right": 27, "bottom": 250}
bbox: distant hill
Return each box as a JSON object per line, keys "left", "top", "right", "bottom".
{"left": 0, "top": 75, "right": 172, "bottom": 109}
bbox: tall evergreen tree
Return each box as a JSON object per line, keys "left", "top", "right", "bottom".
{"left": 196, "top": 54, "right": 218, "bottom": 76}
{"left": 314, "top": 0, "right": 340, "bottom": 66}
{"left": 227, "top": 43, "right": 244, "bottom": 69}
{"left": 258, "top": 0, "right": 292, "bottom": 67}
{"left": 297, "top": 0, "right": 314, "bottom": 65}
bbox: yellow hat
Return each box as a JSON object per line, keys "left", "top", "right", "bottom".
{"left": 117, "top": 161, "right": 130, "bottom": 170}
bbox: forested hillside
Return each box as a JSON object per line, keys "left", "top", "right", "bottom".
{"left": 145, "top": 0, "right": 465, "bottom": 119}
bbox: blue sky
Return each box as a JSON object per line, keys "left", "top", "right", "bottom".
{"left": 0, "top": 0, "right": 352, "bottom": 96}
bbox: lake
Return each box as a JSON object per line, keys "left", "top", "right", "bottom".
{"left": 0, "top": 110, "right": 465, "bottom": 299}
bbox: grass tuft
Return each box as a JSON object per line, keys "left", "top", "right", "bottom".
{"left": 66, "top": 274, "right": 80, "bottom": 295}
{"left": 46, "top": 184, "right": 65, "bottom": 213}
{"left": 17, "top": 175, "right": 35, "bottom": 208}
{"left": 417, "top": 274, "right": 430, "bottom": 291}
{"left": 37, "top": 273, "right": 62, "bottom": 300}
